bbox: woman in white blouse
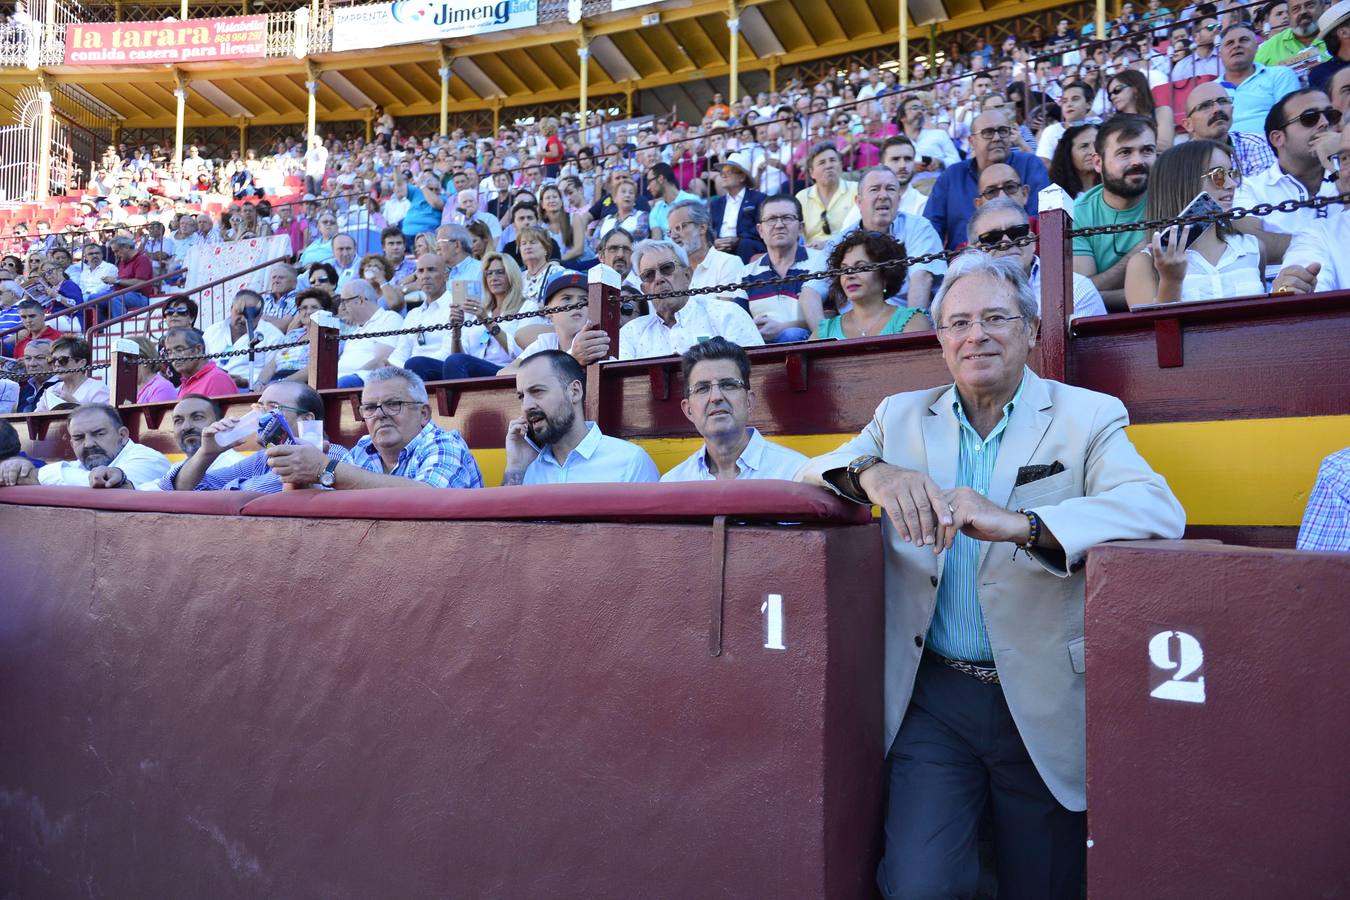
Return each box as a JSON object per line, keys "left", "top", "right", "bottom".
{"left": 1125, "top": 140, "right": 1265, "bottom": 310}
{"left": 439, "top": 252, "right": 544, "bottom": 380}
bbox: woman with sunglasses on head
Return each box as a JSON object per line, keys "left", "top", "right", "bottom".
{"left": 1124, "top": 140, "right": 1263, "bottom": 310}
{"left": 1048, "top": 124, "right": 1101, "bottom": 199}
{"left": 1107, "top": 69, "right": 1175, "bottom": 151}
{"left": 819, "top": 230, "right": 930, "bottom": 340}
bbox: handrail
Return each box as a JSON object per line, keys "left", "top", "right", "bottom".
{"left": 1070, "top": 291, "right": 1350, "bottom": 336}
{"left": 84, "top": 252, "right": 292, "bottom": 343}
{"left": 0, "top": 265, "right": 188, "bottom": 346}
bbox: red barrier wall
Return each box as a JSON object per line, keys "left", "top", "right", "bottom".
{"left": 1085, "top": 541, "right": 1350, "bottom": 898}
{"left": 0, "top": 483, "right": 884, "bottom": 898}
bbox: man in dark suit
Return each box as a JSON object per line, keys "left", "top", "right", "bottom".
{"left": 709, "top": 150, "right": 766, "bottom": 263}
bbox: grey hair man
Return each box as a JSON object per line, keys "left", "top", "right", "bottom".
{"left": 621, "top": 239, "right": 763, "bottom": 359}
{"left": 334, "top": 279, "right": 404, "bottom": 389}
{"left": 666, "top": 198, "right": 747, "bottom": 305}
{"left": 798, "top": 250, "right": 1184, "bottom": 900}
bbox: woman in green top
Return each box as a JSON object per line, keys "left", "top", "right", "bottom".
{"left": 818, "top": 230, "right": 931, "bottom": 340}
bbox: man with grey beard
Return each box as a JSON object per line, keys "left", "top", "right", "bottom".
{"left": 1256, "top": 0, "right": 1331, "bottom": 69}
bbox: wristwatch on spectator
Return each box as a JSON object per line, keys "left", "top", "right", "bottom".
{"left": 846, "top": 454, "right": 883, "bottom": 498}
{"left": 319, "top": 458, "right": 339, "bottom": 488}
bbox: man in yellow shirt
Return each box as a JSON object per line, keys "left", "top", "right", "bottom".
{"left": 795, "top": 143, "right": 859, "bottom": 249}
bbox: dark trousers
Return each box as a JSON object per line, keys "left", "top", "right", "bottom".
{"left": 878, "top": 654, "right": 1085, "bottom": 900}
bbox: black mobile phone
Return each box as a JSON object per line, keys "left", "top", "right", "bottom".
{"left": 921, "top": 155, "right": 934, "bottom": 165}
{"left": 1159, "top": 191, "right": 1224, "bottom": 251}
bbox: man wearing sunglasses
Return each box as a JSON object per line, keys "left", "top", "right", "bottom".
{"left": 1172, "top": 17, "right": 1223, "bottom": 81}
{"left": 1275, "top": 122, "right": 1350, "bottom": 292}
{"left": 35, "top": 336, "right": 109, "bottom": 412}
{"left": 1233, "top": 87, "right": 1342, "bottom": 255}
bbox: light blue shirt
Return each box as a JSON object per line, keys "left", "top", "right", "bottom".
{"left": 1223, "top": 64, "right": 1302, "bottom": 135}
{"left": 650, "top": 190, "right": 700, "bottom": 236}
{"left": 660, "top": 428, "right": 808, "bottom": 482}
{"left": 448, "top": 254, "right": 482, "bottom": 287}
{"left": 523, "top": 421, "right": 660, "bottom": 485}
{"left": 928, "top": 378, "right": 1026, "bottom": 663}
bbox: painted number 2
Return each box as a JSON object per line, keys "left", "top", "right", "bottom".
{"left": 1148, "top": 630, "right": 1206, "bottom": 704}
{"left": 762, "top": 594, "right": 786, "bottom": 651}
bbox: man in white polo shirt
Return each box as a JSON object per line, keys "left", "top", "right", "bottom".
{"left": 502, "top": 350, "right": 658, "bottom": 485}
{"left": 0, "top": 403, "right": 169, "bottom": 489}
{"left": 334, "top": 279, "right": 404, "bottom": 389}
{"left": 1273, "top": 118, "right": 1350, "bottom": 293}
{"left": 661, "top": 338, "right": 807, "bottom": 482}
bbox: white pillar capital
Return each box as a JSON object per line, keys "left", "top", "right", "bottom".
{"left": 727, "top": 16, "right": 739, "bottom": 33}
{"left": 173, "top": 87, "right": 186, "bottom": 101}
{"left": 438, "top": 66, "right": 451, "bottom": 81}
{"left": 577, "top": 45, "right": 590, "bottom": 60}
{"left": 305, "top": 80, "right": 318, "bottom": 95}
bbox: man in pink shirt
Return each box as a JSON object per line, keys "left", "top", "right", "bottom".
{"left": 164, "top": 327, "right": 240, "bottom": 399}
{"left": 102, "top": 234, "right": 155, "bottom": 321}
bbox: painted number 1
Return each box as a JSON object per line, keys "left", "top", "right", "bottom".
{"left": 762, "top": 594, "right": 786, "bottom": 651}
{"left": 1148, "top": 630, "right": 1206, "bottom": 704}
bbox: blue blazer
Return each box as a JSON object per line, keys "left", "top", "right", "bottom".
{"left": 709, "top": 188, "right": 767, "bottom": 263}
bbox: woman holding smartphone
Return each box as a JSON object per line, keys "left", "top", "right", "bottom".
{"left": 1124, "top": 140, "right": 1264, "bottom": 310}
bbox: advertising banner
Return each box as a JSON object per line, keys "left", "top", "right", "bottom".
{"left": 64, "top": 16, "right": 267, "bottom": 66}
{"left": 331, "top": 0, "right": 538, "bottom": 53}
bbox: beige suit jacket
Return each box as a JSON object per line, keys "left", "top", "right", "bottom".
{"left": 796, "top": 368, "right": 1185, "bottom": 810}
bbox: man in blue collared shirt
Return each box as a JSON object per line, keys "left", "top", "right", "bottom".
{"left": 661, "top": 338, "right": 807, "bottom": 482}
{"left": 1220, "top": 23, "right": 1303, "bottom": 134}
{"left": 924, "top": 109, "right": 1050, "bottom": 250}
{"left": 502, "top": 350, "right": 658, "bottom": 485}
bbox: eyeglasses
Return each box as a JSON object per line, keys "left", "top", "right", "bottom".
{"left": 978, "top": 181, "right": 1025, "bottom": 201}
{"left": 48, "top": 354, "right": 74, "bottom": 366}
{"left": 639, "top": 260, "right": 679, "bottom": 283}
{"left": 1187, "top": 96, "right": 1233, "bottom": 116}
{"left": 310, "top": 275, "right": 331, "bottom": 284}
{"left": 761, "top": 214, "right": 800, "bottom": 226}
{"left": 937, "top": 314, "right": 1025, "bottom": 337}
{"left": 256, "top": 400, "right": 306, "bottom": 415}
{"left": 688, "top": 377, "right": 747, "bottom": 398}
{"left": 358, "top": 399, "right": 420, "bottom": 418}
{"left": 164, "top": 306, "right": 191, "bottom": 315}
{"left": 1277, "top": 107, "right": 1341, "bottom": 130}
{"left": 1201, "top": 165, "right": 1242, "bottom": 188}
{"left": 974, "top": 126, "right": 1013, "bottom": 141}
{"left": 975, "top": 223, "right": 1032, "bottom": 247}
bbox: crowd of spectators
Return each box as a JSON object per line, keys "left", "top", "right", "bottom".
{"left": 5, "top": 0, "right": 1350, "bottom": 419}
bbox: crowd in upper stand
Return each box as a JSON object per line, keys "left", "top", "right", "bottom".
{"left": 6, "top": 0, "right": 1350, "bottom": 415}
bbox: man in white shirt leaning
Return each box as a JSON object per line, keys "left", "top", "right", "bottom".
{"left": 621, "top": 239, "right": 764, "bottom": 360}
{"left": 1273, "top": 120, "right": 1350, "bottom": 293}
{"left": 661, "top": 338, "right": 807, "bottom": 482}
{"left": 502, "top": 350, "right": 659, "bottom": 485}
{"left": 0, "top": 403, "right": 169, "bottom": 489}
{"left": 334, "top": 279, "right": 404, "bottom": 389}
{"left": 668, "top": 199, "right": 748, "bottom": 307}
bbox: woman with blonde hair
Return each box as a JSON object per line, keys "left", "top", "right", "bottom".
{"left": 438, "top": 251, "right": 545, "bottom": 380}
{"left": 131, "top": 334, "right": 177, "bottom": 403}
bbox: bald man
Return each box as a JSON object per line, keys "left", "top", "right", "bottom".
{"left": 1180, "top": 80, "right": 1276, "bottom": 177}
{"left": 974, "top": 163, "right": 1030, "bottom": 211}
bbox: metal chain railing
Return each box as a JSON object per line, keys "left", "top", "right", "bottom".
{"left": 1066, "top": 190, "right": 1350, "bottom": 240}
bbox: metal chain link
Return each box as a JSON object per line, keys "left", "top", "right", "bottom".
{"left": 1067, "top": 190, "right": 1350, "bottom": 239}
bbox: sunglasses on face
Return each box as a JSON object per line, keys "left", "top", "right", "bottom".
{"left": 1202, "top": 165, "right": 1242, "bottom": 188}
{"left": 639, "top": 260, "right": 679, "bottom": 283}
{"left": 164, "top": 306, "right": 191, "bottom": 315}
{"left": 979, "top": 181, "right": 1025, "bottom": 201}
{"left": 1279, "top": 107, "right": 1341, "bottom": 130}
{"left": 975, "top": 223, "right": 1032, "bottom": 247}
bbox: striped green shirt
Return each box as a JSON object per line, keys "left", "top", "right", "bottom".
{"left": 927, "top": 379, "right": 1025, "bottom": 663}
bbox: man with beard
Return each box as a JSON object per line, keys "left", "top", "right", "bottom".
{"left": 501, "top": 350, "right": 658, "bottom": 485}
{"left": 1273, "top": 122, "right": 1350, "bottom": 292}
{"left": 0, "top": 403, "right": 169, "bottom": 488}
{"left": 880, "top": 136, "right": 930, "bottom": 218}
{"left": 924, "top": 110, "right": 1050, "bottom": 250}
{"left": 1071, "top": 115, "right": 1157, "bottom": 311}
{"left": 1234, "top": 87, "right": 1342, "bottom": 258}
{"left": 1255, "top": 0, "right": 1330, "bottom": 68}
{"left": 1221, "top": 23, "right": 1302, "bottom": 134}
{"left": 1181, "top": 82, "right": 1276, "bottom": 177}
{"left": 138, "top": 394, "right": 249, "bottom": 492}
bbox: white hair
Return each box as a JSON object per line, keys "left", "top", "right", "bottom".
{"left": 364, "top": 366, "right": 429, "bottom": 403}
{"left": 929, "top": 250, "right": 1039, "bottom": 327}
{"left": 632, "top": 238, "right": 689, "bottom": 274}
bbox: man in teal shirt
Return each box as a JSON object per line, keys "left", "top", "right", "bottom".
{"left": 1222, "top": 23, "right": 1304, "bottom": 133}
{"left": 1071, "top": 115, "right": 1156, "bottom": 312}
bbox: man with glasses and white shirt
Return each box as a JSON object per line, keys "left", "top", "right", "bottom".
{"left": 334, "top": 279, "right": 404, "bottom": 389}
{"left": 620, "top": 240, "right": 763, "bottom": 360}
{"left": 268, "top": 367, "right": 482, "bottom": 490}
{"left": 661, "top": 338, "right": 807, "bottom": 482}
{"left": 1274, "top": 122, "right": 1350, "bottom": 293}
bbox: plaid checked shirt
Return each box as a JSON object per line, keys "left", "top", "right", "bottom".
{"left": 1297, "top": 447, "right": 1350, "bottom": 552}
{"left": 341, "top": 421, "right": 483, "bottom": 489}
{"left": 1230, "top": 131, "right": 1277, "bottom": 178}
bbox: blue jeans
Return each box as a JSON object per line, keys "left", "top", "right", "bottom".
{"left": 771, "top": 327, "right": 811, "bottom": 343}
{"left": 94, "top": 290, "right": 150, "bottom": 321}
{"left": 337, "top": 374, "right": 365, "bottom": 389}
{"left": 441, "top": 354, "right": 502, "bottom": 380}
{"left": 404, "top": 356, "right": 446, "bottom": 384}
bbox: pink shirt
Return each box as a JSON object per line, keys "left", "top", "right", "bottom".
{"left": 178, "top": 361, "right": 240, "bottom": 398}
{"left": 137, "top": 372, "right": 178, "bottom": 404}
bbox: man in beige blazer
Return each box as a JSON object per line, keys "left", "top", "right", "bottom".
{"left": 798, "top": 251, "right": 1185, "bottom": 898}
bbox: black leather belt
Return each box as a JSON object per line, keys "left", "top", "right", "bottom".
{"left": 926, "top": 649, "right": 1000, "bottom": 685}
